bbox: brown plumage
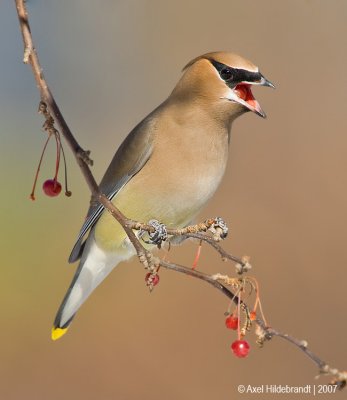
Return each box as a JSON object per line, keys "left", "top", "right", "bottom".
{"left": 52, "top": 51, "right": 274, "bottom": 340}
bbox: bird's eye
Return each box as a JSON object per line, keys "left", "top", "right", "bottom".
{"left": 220, "top": 68, "right": 233, "bottom": 81}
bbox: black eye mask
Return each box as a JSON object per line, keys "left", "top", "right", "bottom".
{"left": 209, "top": 59, "right": 262, "bottom": 89}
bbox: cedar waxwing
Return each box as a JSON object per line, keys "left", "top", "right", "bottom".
{"left": 52, "top": 51, "right": 274, "bottom": 340}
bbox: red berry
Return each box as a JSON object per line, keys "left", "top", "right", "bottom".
{"left": 225, "top": 315, "right": 238, "bottom": 330}
{"left": 231, "top": 340, "right": 250, "bottom": 358}
{"left": 145, "top": 272, "right": 160, "bottom": 286}
{"left": 250, "top": 311, "right": 257, "bottom": 321}
{"left": 42, "top": 179, "right": 62, "bottom": 197}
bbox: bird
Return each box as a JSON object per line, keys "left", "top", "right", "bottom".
{"left": 52, "top": 51, "right": 274, "bottom": 340}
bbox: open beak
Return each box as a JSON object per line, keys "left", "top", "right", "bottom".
{"left": 230, "top": 74, "right": 275, "bottom": 118}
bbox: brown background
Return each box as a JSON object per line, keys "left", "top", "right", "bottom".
{"left": 1, "top": 1, "right": 346, "bottom": 399}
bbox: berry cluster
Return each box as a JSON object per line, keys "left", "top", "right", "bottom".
{"left": 225, "top": 310, "right": 253, "bottom": 358}
{"left": 224, "top": 276, "right": 266, "bottom": 359}
{"left": 30, "top": 128, "right": 70, "bottom": 200}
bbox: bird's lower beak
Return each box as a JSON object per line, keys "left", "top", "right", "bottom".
{"left": 232, "top": 74, "right": 275, "bottom": 119}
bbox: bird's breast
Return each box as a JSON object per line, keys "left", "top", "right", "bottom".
{"left": 95, "top": 118, "right": 230, "bottom": 250}
{"left": 132, "top": 123, "right": 230, "bottom": 226}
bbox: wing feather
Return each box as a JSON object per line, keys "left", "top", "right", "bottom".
{"left": 68, "top": 116, "right": 156, "bottom": 263}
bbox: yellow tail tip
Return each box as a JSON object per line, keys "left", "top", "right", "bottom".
{"left": 51, "top": 327, "right": 68, "bottom": 341}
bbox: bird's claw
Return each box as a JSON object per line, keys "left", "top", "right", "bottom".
{"left": 209, "top": 217, "right": 228, "bottom": 240}
{"left": 140, "top": 219, "right": 168, "bottom": 248}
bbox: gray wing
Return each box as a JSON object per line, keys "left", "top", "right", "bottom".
{"left": 68, "top": 116, "right": 156, "bottom": 263}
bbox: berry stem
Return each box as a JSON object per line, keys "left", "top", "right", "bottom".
{"left": 237, "top": 285, "right": 241, "bottom": 340}
{"left": 192, "top": 241, "right": 202, "bottom": 269}
{"left": 251, "top": 277, "right": 268, "bottom": 326}
{"left": 256, "top": 296, "right": 267, "bottom": 326}
{"left": 57, "top": 134, "right": 71, "bottom": 197}
{"left": 30, "top": 134, "right": 51, "bottom": 200}
{"left": 53, "top": 132, "right": 61, "bottom": 182}
{"left": 226, "top": 300, "right": 233, "bottom": 315}
{"left": 226, "top": 286, "right": 242, "bottom": 316}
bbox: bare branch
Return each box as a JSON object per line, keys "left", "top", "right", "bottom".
{"left": 14, "top": 0, "right": 152, "bottom": 268}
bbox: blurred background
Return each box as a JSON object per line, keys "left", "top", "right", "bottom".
{"left": 1, "top": 1, "right": 347, "bottom": 399}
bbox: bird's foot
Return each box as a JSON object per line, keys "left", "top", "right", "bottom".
{"left": 208, "top": 217, "right": 229, "bottom": 240}
{"left": 139, "top": 219, "right": 168, "bottom": 248}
